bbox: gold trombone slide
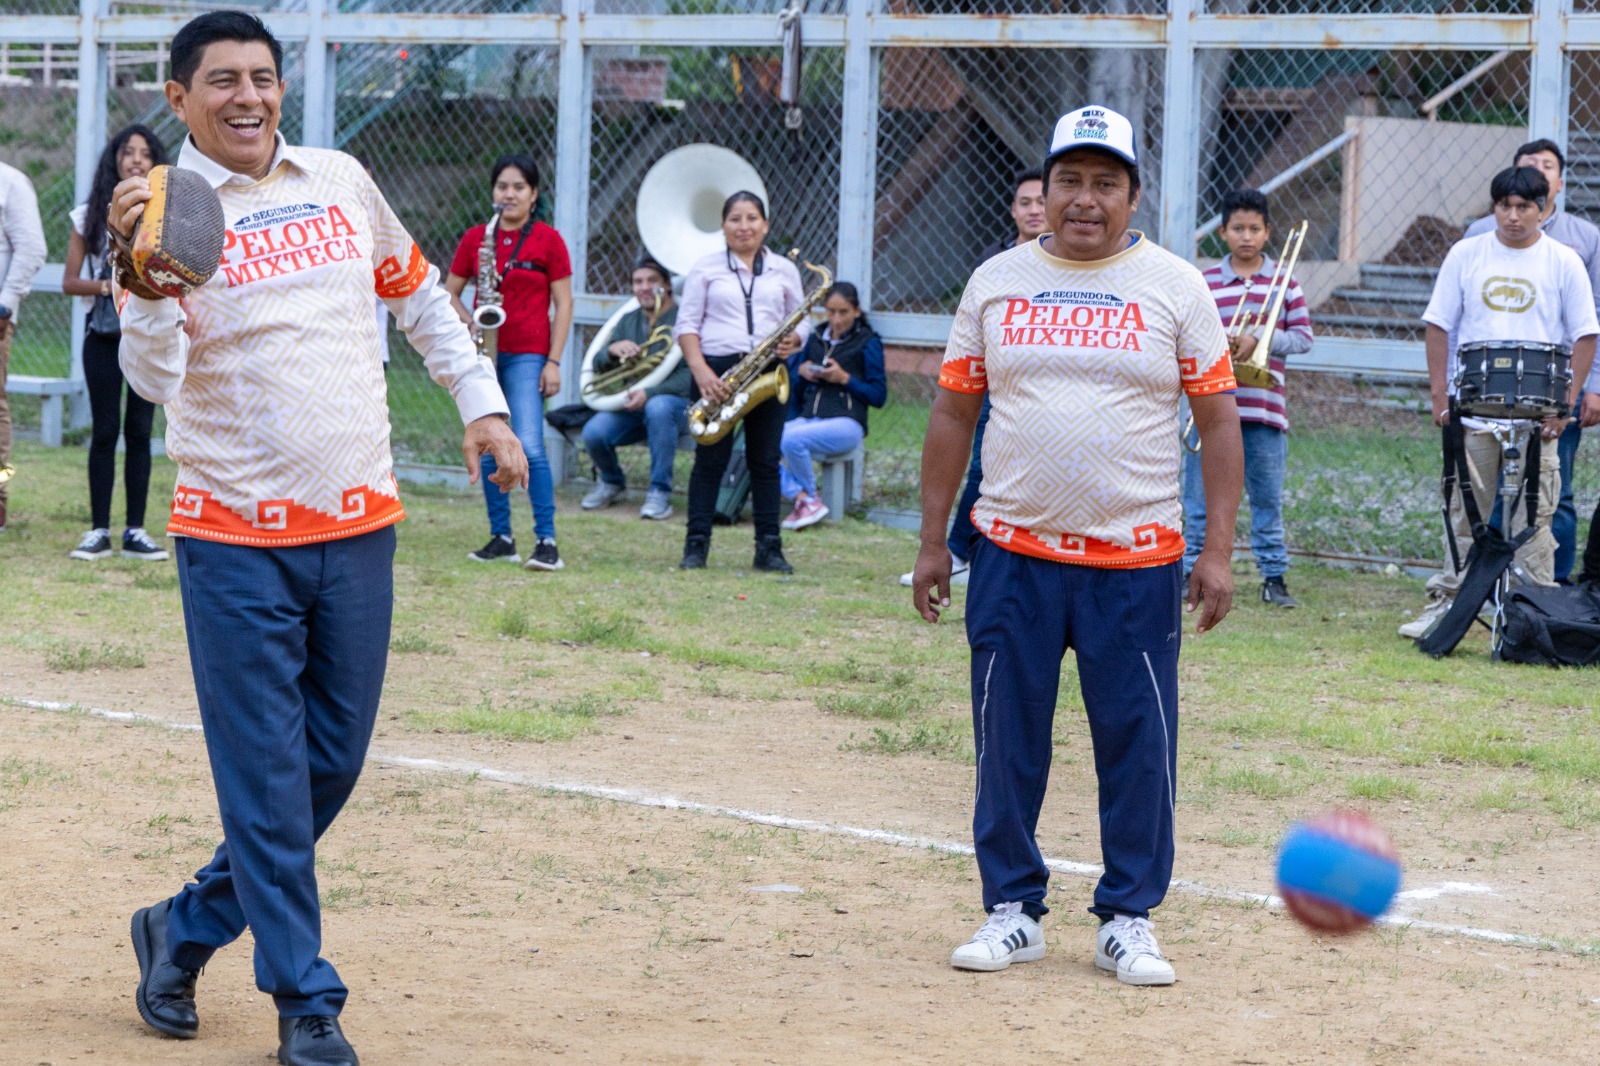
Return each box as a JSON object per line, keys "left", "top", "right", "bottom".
{"left": 1182, "top": 220, "right": 1309, "bottom": 454}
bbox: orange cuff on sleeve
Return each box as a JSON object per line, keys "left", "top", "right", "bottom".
{"left": 1181, "top": 350, "right": 1237, "bottom": 397}
{"left": 938, "top": 355, "right": 987, "bottom": 395}
{"left": 375, "top": 243, "right": 429, "bottom": 299}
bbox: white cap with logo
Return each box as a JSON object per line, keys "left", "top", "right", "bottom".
{"left": 1044, "top": 105, "right": 1138, "bottom": 169}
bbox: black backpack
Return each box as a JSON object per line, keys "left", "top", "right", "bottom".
{"left": 1498, "top": 584, "right": 1600, "bottom": 667}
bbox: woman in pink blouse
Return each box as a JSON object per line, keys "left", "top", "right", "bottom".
{"left": 674, "top": 191, "right": 808, "bottom": 573}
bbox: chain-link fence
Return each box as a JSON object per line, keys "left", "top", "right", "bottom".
{"left": 8, "top": 3, "right": 1600, "bottom": 565}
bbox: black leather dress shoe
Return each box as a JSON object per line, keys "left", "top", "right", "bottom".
{"left": 130, "top": 899, "right": 199, "bottom": 1039}
{"left": 278, "top": 1015, "right": 359, "bottom": 1066}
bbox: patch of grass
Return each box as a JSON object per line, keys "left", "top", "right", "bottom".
{"left": 414, "top": 693, "right": 631, "bottom": 742}
{"left": 1346, "top": 774, "right": 1421, "bottom": 803}
{"left": 391, "top": 632, "right": 454, "bottom": 655}
{"left": 494, "top": 606, "right": 531, "bottom": 639}
{"left": 567, "top": 608, "right": 646, "bottom": 649}
{"left": 816, "top": 690, "right": 931, "bottom": 720}
{"left": 131, "top": 568, "right": 179, "bottom": 590}
{"left": 842, "top": 718, "right": 972, "bottom": 761}
{"left": 1210, "top": 766, "right": 1302, "bottom": 800}
{"left": 45, "top": 641, "right": 146, "bottom": 671}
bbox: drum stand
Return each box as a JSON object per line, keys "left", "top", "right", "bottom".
{"left": 1482, "top": 419, "right": 1539, "bottom": 656}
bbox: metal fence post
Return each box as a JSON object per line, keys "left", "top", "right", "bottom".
{"left": 549, "top": 0, "right": 593, "bottom": 483}
{"left": 1530, "top": 0, "right": 1572, "bottom": 152}
{"left": 1159, "top": 0, "right": 1198, "bottom": 256}
{"left": 301, "top": 0, "right": 335, "bottom": 150}
{"left": 68, "top": 0, "right": 107, "bottom": 430}
{"left": 837, "top": 0, "right": 879, "bottom": 308}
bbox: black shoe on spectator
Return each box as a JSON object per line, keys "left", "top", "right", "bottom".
{"left": 1261, "top": 576, "right": 1298, "bottom": 608}
{"left": 753, "top": 535, "right": 793, "bottom": 574}
{"left": 467, "top": 535, "right": 519, "bottom": 564}
{"left": 680, "top": 535, "right": 709, "bottom": 570}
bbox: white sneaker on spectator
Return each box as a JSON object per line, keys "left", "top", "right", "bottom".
{"left": 639, "top": 489, "right": 673, "bottom": 521}
{"left": 949, "top": 902, "right": 1045, "bottom": 972}
{"left": 582, "top": 482, "right": 625, "bottom": 510}
{"left": 898, "top": 553, "right": 969, "bottom": 587}
{"left": 1095, "top": 915, "right": 1175, "bottom": 986}
{"left": 1398, "top": 592, "right": 1453, "bottom": 639}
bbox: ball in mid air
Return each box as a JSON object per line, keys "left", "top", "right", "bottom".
{"left": 1275, "top": 809, "right": 1402, "bottom": 934}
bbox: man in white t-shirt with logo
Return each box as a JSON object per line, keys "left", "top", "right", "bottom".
{"left": 1402, "top": 166, "right": 1600, "bottom": 638}
{"left": 912, "top": 106, "right": 1244, "bottom": 985}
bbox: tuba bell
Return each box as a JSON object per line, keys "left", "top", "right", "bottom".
{"left": 579, "top": 145, "right": 769, "bottom": 412}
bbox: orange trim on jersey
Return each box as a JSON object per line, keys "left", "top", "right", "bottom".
{"left": 167, "top": 484, "right": 406, "bottom": 547}
{"left": 1181, "top": 348, "right": 1237, "bottom": 396}
{"left": 980, "top": 513, "right": 1185, "bottom": 569}
{"left": 374, "top": 242, "right": 429, "bottom": 299}
{"left": 938, "top": 355, "right": 987, "bottom": 394}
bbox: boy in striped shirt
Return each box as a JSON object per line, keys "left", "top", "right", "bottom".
{"left": 1183, "top": 189, "right": 1313, "bottom": 607}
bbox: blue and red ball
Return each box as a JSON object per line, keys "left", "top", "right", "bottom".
{"left": 1275, "top": 810, "right": 1403, "bottom": 934}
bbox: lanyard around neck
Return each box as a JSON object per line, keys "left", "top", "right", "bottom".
{"left": 727, "top": 248, "right": 765, "bottom": 337}
{"left": 492, "top": 220, "right": 535, "bottom": 285}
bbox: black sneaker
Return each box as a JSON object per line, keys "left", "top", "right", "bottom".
{"left": 753, "top": 535, "right": 793, "bottom": 574}
{"left": 1261, "top": 576, "right": 1298, "bottom": 608}
{"left": 467, "top": 535, "right": 520, "bottom": 563}
{"left": 122, "top": 527, "right": 169, "bottom": 561}
{"left": 680, "top": 534, "right": 709, "bottom": 570}
{"left": 524, "top": 538, "right": 563, "bottom": 571}
{"left": 70, "top": 528, "right": 113, "bottom": 561}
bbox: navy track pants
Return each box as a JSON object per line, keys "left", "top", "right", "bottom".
{"left": 165, "top": 526, "right": 394, "bottom": 1016}
{"left": 965, "top": 535, "right": 1181, "bottom": 921}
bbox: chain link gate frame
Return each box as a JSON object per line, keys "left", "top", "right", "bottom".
{"left": 4, "top": 0, "right": 1599, "bottom": 562}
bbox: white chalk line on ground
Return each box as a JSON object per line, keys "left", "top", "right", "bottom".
{"left": 5, "top": 695, "right": 1583, "bottom": 955}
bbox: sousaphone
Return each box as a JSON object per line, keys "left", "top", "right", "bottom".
{"left": 579, "top": 145, "right": 769, "bottom": 411}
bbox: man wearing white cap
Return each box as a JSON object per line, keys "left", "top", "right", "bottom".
{"left": 912, "top": 105, "right": 1244, "bottom": 984}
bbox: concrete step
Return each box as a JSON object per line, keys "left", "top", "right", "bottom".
{"left": 1329, "top": 287, "right": 1431, "bottom": 316}
{"left": 1358, "top": 263, "right": 1438, "bottom": 293}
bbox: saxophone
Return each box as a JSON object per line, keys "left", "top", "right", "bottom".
{"left": 472, "top": 205, "right": 507, "bottom": 362}
{"left": 687, "top": 253, "right": 831, "bottom": 446}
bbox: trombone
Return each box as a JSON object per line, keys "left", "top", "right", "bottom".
{"left": 1183, "top": 219, "right": 1309, "bottom": 453}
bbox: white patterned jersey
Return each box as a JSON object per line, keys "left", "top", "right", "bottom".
{"left": 940, "top": 234, "right": 1235, "bottom": 568}
{"left": 119, "top": 136, "right": 506, "bottom": 547}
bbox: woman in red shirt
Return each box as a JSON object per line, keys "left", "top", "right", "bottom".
{"left": 446, "top": 153, "right": 573, "bottom": 571}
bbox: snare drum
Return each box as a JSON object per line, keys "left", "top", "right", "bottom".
{"left": 1453, "top": 341, "right": 1572, "bottom": 419}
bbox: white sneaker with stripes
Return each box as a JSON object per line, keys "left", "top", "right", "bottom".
{"left": 949, "top": 902, "right": 1045, "bottom": 972}
{"left": 1095, "top": 914, "right": 1175, "bottom": 986}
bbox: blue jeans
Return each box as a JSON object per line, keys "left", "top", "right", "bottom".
{"left": 481, "top": 352, "right": 556, "bottom": 541}
{"left": 779, "top": 415, "right": 865, "bottom": 499}
{"left": 166, "top": 527, "right": 394, "bottom": 1017}
{"left": 966, "top": 537, "right": 1180, "bottom": 921}
{"left": 582, "top": 394, "right": 689, "bottom": 494}
{"left": 947, "top": 393, "right": 992, "bottom": 562}
{"left": 1183, "top": 420, "right": 1288, "bottom": 579}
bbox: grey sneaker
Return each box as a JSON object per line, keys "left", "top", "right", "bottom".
{"left": 1399, "top": 592, "right": 1453, "bottom": 639}
{"left": 640, "top": 489, "right": 674, "bottom": 520}
{"left": 582, "top": 481, "right": 625, "bottom": 510}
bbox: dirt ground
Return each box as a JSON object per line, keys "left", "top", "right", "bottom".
{"left": 5, "top": 660, "right": 1600, "bottom": 1064}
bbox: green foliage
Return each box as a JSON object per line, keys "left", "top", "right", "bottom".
{"left": 45, "top": 641, "right": 147, "bottom": 672}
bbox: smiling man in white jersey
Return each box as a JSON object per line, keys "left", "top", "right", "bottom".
{"left": 109, "top": 13, "right": 526, "bottom": 1066}
{"left": 912, "top": 106, "right": 1244, "bottom": 985}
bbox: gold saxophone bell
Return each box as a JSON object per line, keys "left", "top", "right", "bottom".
{"left": 687, "top": 253, "right": 827, "bottom": 446}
